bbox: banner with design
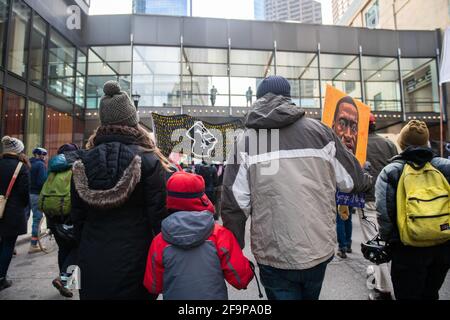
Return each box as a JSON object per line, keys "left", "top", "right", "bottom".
{"left": 151, "top": 113, "right": 243, "bottom": 161}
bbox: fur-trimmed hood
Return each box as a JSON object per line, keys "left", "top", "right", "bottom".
{"left": 72, "top": 142, "right": 142, "bottom": 210}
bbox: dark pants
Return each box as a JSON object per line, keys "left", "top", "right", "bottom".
{"left": 0, "top": 236, "right": 18, "bottom": 279}
{"left": 258, "top": 257, "right": 332, "bottom": 300}
{"left": 51, "top": 228, "right": 78, "bottom": 275}
{"left": 391, "top": 243, "right": 450, "bottom": 300}
{"left": 336, "top": 210, "right": 352, "bottom": 251}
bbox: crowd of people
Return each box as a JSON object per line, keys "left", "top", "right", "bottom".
{"left": 0, "top": 76, "right": 448, "bottom": 300}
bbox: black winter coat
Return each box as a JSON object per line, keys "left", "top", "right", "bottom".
{"left": 365, "top": 133, "right": 398, "bottom": 202}
{"left": 0, "top": 155, "right": 30, "bottom": 237}
{"left": 71, "top": 134, "right": 167, "bottom": 300}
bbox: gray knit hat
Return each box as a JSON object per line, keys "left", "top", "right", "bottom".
{"left": 1, "top": 136, "right": 24, "bottom": 154}
{"left": 99, "top": 81, "right": 139, "bottom": 127}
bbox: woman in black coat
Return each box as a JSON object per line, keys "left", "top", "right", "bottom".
{"left": 71, "top": 81, "right": 168, "bottom": 300}
{"left": 0, "top": 136, "right": 30, "bottom": 291}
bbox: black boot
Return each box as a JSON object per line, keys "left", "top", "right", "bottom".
{"left": 369, "top": 289, "right": 392, "bottom": 300}
{"left": 0, "top": 277, "right": 12, "bottom": 291}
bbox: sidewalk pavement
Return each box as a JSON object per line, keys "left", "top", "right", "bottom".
{"left": 1, "top": 213, "right": 449, "bottom": 300}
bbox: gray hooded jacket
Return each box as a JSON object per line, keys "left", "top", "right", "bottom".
{"left": 221, "top": 93, "right": 372, "bottom": 270}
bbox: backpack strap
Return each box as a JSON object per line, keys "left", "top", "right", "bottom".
{"left": 5, "top": 162, "right": 23, "bottom": 199}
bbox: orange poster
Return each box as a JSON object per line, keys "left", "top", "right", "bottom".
{"left": 322, "top": 85, "right": 371, "bottom": 166}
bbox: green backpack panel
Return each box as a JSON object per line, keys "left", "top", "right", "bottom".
{"left": 39, "top": 170, "right": 72, "bottom": 217}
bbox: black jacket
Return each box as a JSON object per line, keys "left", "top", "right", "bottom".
{"left": 365, "top": 133, "right": 398, "bottom": 202}
{"left": 0, "top": 155, "right": 30, "bottom": 237}
{"left": 71, "top": 134, "right": 167, "bottom": 300}
{"left": 375, "top": 147, "right": 450, "bottom": 244}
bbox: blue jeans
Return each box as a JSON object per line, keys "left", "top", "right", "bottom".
{"left": 30, "top": 194, "right": 43, "bottom": 245}
{"left": 336, "top": 209, "right": 353, "bottom": 251}
{"left": 258, "top": 257, "right": 332, "bottom": 300}
{"left": 0, "top": 236, "right": 18, "bottom": 278}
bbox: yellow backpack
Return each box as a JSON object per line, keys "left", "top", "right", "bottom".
{"left": 396, "top": 162, "right": 450, "bottom": 247}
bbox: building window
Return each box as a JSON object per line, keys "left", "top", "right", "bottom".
{"left": 401, "top": 58, "right": 440, "bottom": 113}
{"left": 30, "top": 13, "right": 47, "bottom": 86}
{"left": 48, "top": 30, "right": 76, "bottom": 101}
{"left": 73, "top": 114, "right": 85, "bottom": 149}
{"left": 182, "top": 48, "right": 229, "bottom": 107}
{"left": 45, "top": 106, "right": 73, "bottom": 157}
{"left": 365, "top": 0, "right": 379, "bottom": 29}
{"left": 0, "top": 0, "right": 9, "bottom": 67}
{"left": 25, "top": 101, "right": 44, "bottom": 156}
{"left": 4, "top": 92, "right": 25, "bottom": 141}
{"left": 133, "top": 46, "right": 180, "bottom": 107}
{"left": 76, "top": 50, "right": 87, "bottom": 107}
{"left": 361, "top": 56, "right": 401, "bottom": 112}
{"left": 7, "top": 0, "right": 31, "bottom": 78}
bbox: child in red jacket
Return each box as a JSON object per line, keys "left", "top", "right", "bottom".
{"left": 143, "top": 171, "right": 254, "bottom": 300}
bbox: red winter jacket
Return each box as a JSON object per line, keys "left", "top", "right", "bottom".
{"left": 143, "top": 210, "right": 254, "bottom": 300}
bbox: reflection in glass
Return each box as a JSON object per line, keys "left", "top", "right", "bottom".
{"left": 362, "top": 56, "right": 400, "bottom": 112}
{"left": 277, "top": 51, "right": 320, "bottom": 108}
{"left": 321, "top": 54, "right": 361, "bottom": 103}
{"left": 30, "top": 13, "right": 47, "bottom": 86}
{"left": 401, "top": 58, "right": 439, "bottom": 113}
{"left": 230, "top": 49, "right": 273, "bottom": 107}
{"left": 0, "top": 0, "right": 9, "bottom": 67}
{"left": 87, "top": 46, "right": 131, "bottom": 108}
{"left": 7, "top": 0, "right": 31, "bottom": 78}
{"left": 48, "top": 30, "right": 76, "bottom": 101}
{"left": 26, "top": 101, "right": 44, "bottom": 156}
{"left": 183, "top": 48, "right": 229, "bottom": 107}
{"left": 4, "top": 92, "right": 25, "bottom": 141}
{"left": 76, "top": 50, "right": 87, "bottom": 106}
{"left": 133, "top": 46, "right": 181, "bottom": 107}
{"left": 45, "top": 106, "right": 73, "bottom": 157}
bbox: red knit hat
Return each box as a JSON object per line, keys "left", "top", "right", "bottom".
{"left": 166, "top": 171, "right": 215, "bottom": 214}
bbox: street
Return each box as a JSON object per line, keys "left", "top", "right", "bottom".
{"left": 1, "top": 214, "right": 449, "bottom": 300}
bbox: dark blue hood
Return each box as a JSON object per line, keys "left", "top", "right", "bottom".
{"left": 161, "top": 211, "right": 215, "bottom": 249}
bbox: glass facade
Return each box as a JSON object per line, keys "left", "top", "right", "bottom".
{"left": 401, "top": 58, "right": 439, "bottom": 113}
{"left": 133, "top": 46, "right": 180, "bottom": 107}
{"left": 0, "top": 0, "right": 9, "bottom": 66}
{"left": 76, "top": 50, "right": 87, "bottom": 106}
{"left": 87, "top": 46, "right": 131, "bottom": 109}
{"left": 48, "top": 29, "right": 76, "bottom": 101}
{"left": 45, "top": 106, "right": 73, "bottom": 157}
{"left": 25, "top": 100, "right": 44, "bottom": 156}
{"left": 133, "top": 0, "right": 188, "bottom": 16}
{"left": 277, "top": 51, "right": 320, "bottom": 108}
{"left": 29, "top": 12, "right": 47, "bottom": 86}
{"left": 7, "top": 0, "right": 30, "bottom": 77}
{"left": 362, "top": 56, "right": 401, "bottom": 112}
{"left": 0, "top": 2, "right": 445, "bottom": 155}
{"left": 4, "top": 92, "right": 25, "bottom": 140}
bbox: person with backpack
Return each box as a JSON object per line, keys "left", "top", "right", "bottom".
{"left": 0, "top": 136, "right": 30, "bottom": 291}
{"left": 375, "top": 120, "right": 450, "bottom": 300}
{"left": 39, "top": 143, "right": 80, "bottom": 298}
{"left": 71, "top": 81, "right": 168, "bottom": 300}
{"left": 29, "top": 147, "right": 48, "bottom": 254}
{"left": 143, "top": 171, "right": 255, "bottom": 300}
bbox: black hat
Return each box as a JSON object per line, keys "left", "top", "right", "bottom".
{"left": 256, "top": 76, "right": 291, "bottom": 99}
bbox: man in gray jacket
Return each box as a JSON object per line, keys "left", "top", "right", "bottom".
{"left": 221, "top": 76, "right": 372, "bottom": 300}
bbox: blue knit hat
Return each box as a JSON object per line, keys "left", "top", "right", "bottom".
{"left": 256, "top": 76, "right": 291, "bottom": 99}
